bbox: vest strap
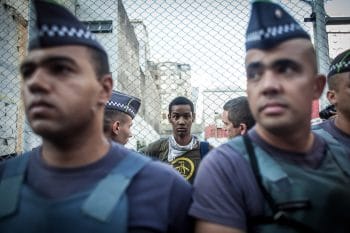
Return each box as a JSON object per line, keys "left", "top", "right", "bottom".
{"left": 242, "top": 135, "right": 278, "bottom": 213}
{"left": 229, "top": 135, "right": 318, "bottom": 233}
{"left": 228, "top": 136, "right": 290, "bottom": 190}
{"left": 199, "top": 141, "right": 209, "bottom": 159}
{"left": 81, "top": 151, "right": 150, "bottom": 222}
{"left": 0, "top": 154, "right": 30, "bottom": 218}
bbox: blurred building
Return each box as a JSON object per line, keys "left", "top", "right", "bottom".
{"left": 78, "top": 0, "right": 161, "bottom": 148}
{"left": 148, "top": 61, "right": 199, "bottom": 136}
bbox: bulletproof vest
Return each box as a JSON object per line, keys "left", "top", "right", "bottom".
{"left": 0, "top": 150, "right": 150, "bottom": 233}
{"left": 227, "top": 135, "right": 350, "bottom": 233}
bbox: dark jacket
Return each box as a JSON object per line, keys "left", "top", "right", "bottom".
{"left": 139, "top": 137, "right": 212, "bottom": 184}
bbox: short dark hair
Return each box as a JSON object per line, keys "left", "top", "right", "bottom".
{"left": 87, "top": 47, "right": 110, "bottom": 78}
{"left": 223, "top": 96, "right": 255, "bottom": 129}
{"left": 327, "top": 74, "right": 341, "bottom": 91}
{"left": 103, "top": 109, "right": 129, "bottom": 133}
{"left": 168, "top": 96, "right": 194, "bottom": 113}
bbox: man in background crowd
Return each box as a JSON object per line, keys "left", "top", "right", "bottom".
{"left": 222, "top": 96, "right": 255, "bottom": 138}
{"left": 140, "top": 96, "right": 212, "bottom": 183}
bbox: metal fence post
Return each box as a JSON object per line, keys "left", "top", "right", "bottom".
{"left": 312, "top": 0, "right": 330, "bottom": 110}
{"left": 22, "top": 0, "right": 41, "bottom": 153}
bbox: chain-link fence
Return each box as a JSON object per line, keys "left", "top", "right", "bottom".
{"left": 0, "top": 0, "right": 347, "bottom": 159}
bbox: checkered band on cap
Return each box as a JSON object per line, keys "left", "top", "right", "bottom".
{"left": 328, "top": 49, "right": 350, "bottom": 78}
{"left": 246, "top": 23, "right": 305, "bottom": 44}
{"left": 39, "top": 24, "right": 97, "bottom": 41}
{"left": 106, "top": 101, "right": 138, "bottom": 117}
{"left": 29, "top": 0, "right": 106, "bottom": 55}
{"left": 105, "top": 91, "right": 141, "bottom": 119}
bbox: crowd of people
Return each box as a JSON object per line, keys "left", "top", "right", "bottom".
{"left": 0, "top": 0, "right": 349, "bottom": 233}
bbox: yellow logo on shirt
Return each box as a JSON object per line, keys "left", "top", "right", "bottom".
{"left": 171, "top": 157, "right": 195, "bottom": 180}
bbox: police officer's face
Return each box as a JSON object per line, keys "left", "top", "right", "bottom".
{"left": 168, "top": 104, "right": 194, "bottom": 139}
{"left": 245, "top": 39, "right": 325, "bottom": 135}
{"left": 327, "top": 72, "right": 350, "bottom": 119}
{"left": 20, "top": 46, "right": 110, "bottom": 138}
{"left": 111, "top": 114, "right": 133, "bottom": 145}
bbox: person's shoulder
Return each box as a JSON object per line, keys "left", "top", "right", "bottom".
{"left": 214, "top": 137, "right": 246, "bottom": 155}
{"left": 110, "top": 143, "right": 190, "bottom": 189}
{"left": 150, "top": 137, "right": 168, "bottom": 146}
{"left": 138, "top": 138, "right": 168, "bottom": 153}
{"left": 149, "top": 137, "right": 168, "bottom": 144}
{"left": 312, "top": 118, "right": 335, "bottom": 131}
{"left": 312, "top": 119, "right": 336, "bottom": 139}
{"left": 110, "top": 142, "right": 131, "bottom": 157}
{"left": 201, "top": 137, "right": 248, "bottom": 167}
{"left": 0, "top": 151, "right": 34, "bottom": 179}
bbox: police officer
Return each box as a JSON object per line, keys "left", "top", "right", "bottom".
{"left": 104, "top": 90, "right": 141, "bottom": 145}
{"left": 222, "top": 96, "right": 255, "bottom": 138}
{"left": 0, "top": 1, "right": 192, "bottom": 232}
{"left": 189, "top": 1, "right": 350, "bottom": 232}
{"left": 313, "top": 49, "right": 350, "bottom": 152}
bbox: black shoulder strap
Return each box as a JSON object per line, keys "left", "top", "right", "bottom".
{"left": 199, "top": 141, "right": 209, "bottom": 159}
{"left": 243, "top": 135, "right": 318, "bottom": 233}
{"left": 243, "top": 135, "right": 278, "bottom": 213}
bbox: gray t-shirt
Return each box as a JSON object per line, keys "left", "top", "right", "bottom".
{"left": 189, "top": 129, "right": 327, "bottom": 232}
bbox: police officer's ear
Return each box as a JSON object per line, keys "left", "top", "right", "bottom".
{"left": 112, "top": 120, "right": 120, "bottom": 136}
{"left": 239, "top": 123, "right": 248, "bottom": 135}
{"left": 312, "top": 74, "right": 326, "bottom": 100}
{"left": 98, "top": 73, "right": 113, "bottom": 106}
{"left": 167, "top": 113, "right": 171, "bottom": 123}
{"left": 326, "top": 89, "right": 337, "bottom": 106}
{"left": 192, "top": 113, "right": 196, "bottom": 122}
